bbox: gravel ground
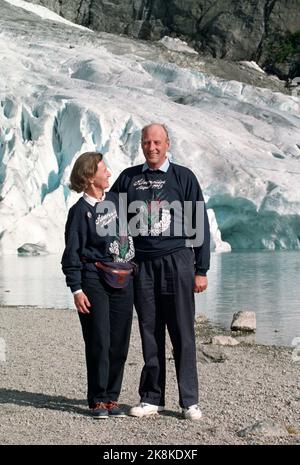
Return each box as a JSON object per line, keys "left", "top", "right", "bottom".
{"left": 0, "top": 306, "right": 299, "bottom": 445}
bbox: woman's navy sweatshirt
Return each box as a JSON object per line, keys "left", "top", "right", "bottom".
{"left": 110, "top": 162, "right": 210, "bottom": 276}
{"left": 61, "top": 192, "right": 134, "bottom": 292}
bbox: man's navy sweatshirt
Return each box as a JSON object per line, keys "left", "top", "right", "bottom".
{"left": 110, "top": 162, "right": 210, "bottom": 276}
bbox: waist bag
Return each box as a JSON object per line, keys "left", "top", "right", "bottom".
{"left": 94, "top": 261, "right": 134, "bottom": 289}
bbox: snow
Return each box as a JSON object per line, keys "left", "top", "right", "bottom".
{"left": 239, "top": 61, "right": 265, "bottom": 74}
{"left": 159, "top": 36, "right": 198, "bottom": 55}
{"left": 4, "top": 0, "right": 88, "bottom": 29}
{"left": 0, "top": 0, "right": 300, "bottom": 254}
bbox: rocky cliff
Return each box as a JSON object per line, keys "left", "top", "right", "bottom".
{"left": 25, "top": 0, "right": 300, "bottom": 79}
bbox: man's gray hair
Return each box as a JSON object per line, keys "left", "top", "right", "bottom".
{"left": 141, "top": 123, "right": 170, "bottom": 141}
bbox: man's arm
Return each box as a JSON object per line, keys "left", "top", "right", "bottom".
{"left": 185, "top": 170, "right": 210, "bottom": 286}
{"left": 194, "top": 204, "right": 210, "bottom": 277}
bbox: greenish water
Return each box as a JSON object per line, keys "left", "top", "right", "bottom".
{"left": 0, "top": 252, "right": 299, "bottom": 346}
{"left": 195, "top": 251, "right": 300, "bottom": 346}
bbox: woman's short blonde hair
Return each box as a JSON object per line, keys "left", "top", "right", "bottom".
{"left": 69, "top": 152, "right": 103, "bottom": 193}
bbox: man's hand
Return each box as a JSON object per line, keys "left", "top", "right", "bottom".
{"left": 74, "top": 292, "right": 91, "bottom": 314}
{"left": 194, "top": 275, "right": 208, "bottom": 293}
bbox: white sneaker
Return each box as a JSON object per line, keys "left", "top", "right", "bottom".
{"left": 129, "top": 402, "right": 164, "bottom": 417}
{"left": 182, "top": 404, "right": 202, "bottom": 420}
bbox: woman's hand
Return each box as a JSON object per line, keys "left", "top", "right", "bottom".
{"left": 74, "top": 292, "right": 91, "bottom": 314}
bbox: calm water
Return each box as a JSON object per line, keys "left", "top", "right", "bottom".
{"left": 0, "top": 252, "right": 299, "bottom": 346}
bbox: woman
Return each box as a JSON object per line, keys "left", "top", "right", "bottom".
{"left": 61, "top": 152, "right": 134, "bottom": 419}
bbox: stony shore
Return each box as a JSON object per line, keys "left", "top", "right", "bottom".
{"left": 0, "top": 306, "right": 299, "bottom": 445}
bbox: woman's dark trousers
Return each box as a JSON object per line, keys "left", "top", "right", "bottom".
{"left": 79, "top": 277, "right": 133, "bottom": 408}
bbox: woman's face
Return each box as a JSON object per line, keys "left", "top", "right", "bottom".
{"left": 89, "top": 160, "right": 111, "bottom": 190}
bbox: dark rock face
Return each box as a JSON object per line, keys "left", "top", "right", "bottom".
{"left": 30, "top": 0, "right": 300, "bottom": 79}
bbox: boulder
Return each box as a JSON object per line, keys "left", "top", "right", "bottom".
{"left": 238, "top": 420, "right": 289, "bottom": 438}
{"left": 231, "top": 311, "right": 256, "bottom": 332}
{"left": 17, "top": 243, "right": 49, "bottom": 256}
{"left": 198, "top": 345, "right": 227, "bottom": 363}
{"left": 211, "top": 335, "right": 240, "bottom": 346}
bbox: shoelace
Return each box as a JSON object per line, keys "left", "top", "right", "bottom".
{"left": 106, "top": 401, "right": 119, "bottom": 410}
{"left": 93, "top": 402, "right": 107, "bottom": 410}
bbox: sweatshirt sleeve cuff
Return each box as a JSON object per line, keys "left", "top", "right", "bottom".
{"left": 195, "top": 270, "right": 207, "bottom": 276}
{"left": 71, "top": 287, "right": 82, "bottom": 294}
{"left": 73, "top": 289, "right": 83, "bottom": 295}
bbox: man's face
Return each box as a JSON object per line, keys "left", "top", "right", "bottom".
{"left": 141, "top": 125, "right": 170, "bottom": 170}
{"left": 90, "top": 160, "right": 111, "bottom": 190}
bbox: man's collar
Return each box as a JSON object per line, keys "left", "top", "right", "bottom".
{"left": 83, "top": 192, "right": 106, "bottom": 206}
{"left": 142, "top": 158, "right": 170, "bottom": 173}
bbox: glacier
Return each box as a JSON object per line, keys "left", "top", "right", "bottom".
{"left": 0, "top": 0, "right": 300, "bottom": 255}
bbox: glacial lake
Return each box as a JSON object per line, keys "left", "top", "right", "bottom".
{"left": 0, "top": 251, "right": 299, "bottom": 347}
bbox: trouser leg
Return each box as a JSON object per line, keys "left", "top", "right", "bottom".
{"left": 161, "top": 249, "right": 198, "bottom": 408}
{"left": 79, "top": 278, "right": 110, "bottom": 408}
{"left": 106, "top": 279, "right": 134, "bottom": 400}
{"left": 134, "top": 261, "right": 166, "bottom": 406}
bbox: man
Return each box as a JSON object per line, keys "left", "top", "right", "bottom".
{"left": 111, "top": 124, "right": 210, "bottom": 420}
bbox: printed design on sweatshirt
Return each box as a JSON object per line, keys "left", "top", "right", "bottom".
{"left": 109, "top": 235, "right": 135, "bottom": 262}
{"left": 139, "top": 190, "right": 171, "bottom": 236}
{"left": 133, "top": 177, "right": 166, "bottom": 191}
{"left": 95, "top": 209, "right": 118, "bottom": 228}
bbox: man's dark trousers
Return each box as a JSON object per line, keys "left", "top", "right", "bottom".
{"left": 134, "top": 248, "right": 198, "bottom": 409}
